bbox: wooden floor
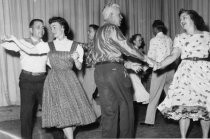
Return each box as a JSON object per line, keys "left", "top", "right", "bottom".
{"left": 0, "top": 103, "right": 207, "bottom": 139}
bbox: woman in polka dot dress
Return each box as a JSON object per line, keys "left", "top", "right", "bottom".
{"left": 155, "top": 9, "right": 210, "bottom": 138}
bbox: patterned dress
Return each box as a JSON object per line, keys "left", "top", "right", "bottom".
{"left": 158, "top": 31, "right": 210, "bottom": 121}
{"left": 42, "top": 42, "right": 96, "bottom": 128}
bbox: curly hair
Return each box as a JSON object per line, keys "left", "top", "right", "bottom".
{"left": 102, "top": 3, "right": 120, "bottom": 21}
{"left": 129, "top": 34, "right": 145, "bottom": 49}
{"left": 89, "top": 24, "right": 99, "bottom": 32}
{"left": 178, "top": 9, "right": 208, "bottom": 31}
{"left": 49, "top": 17, "right": 72, "bottom": 39}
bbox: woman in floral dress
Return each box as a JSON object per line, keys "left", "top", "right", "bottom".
{"left": 155, "top": 9, "right": 210, "bottom": 138}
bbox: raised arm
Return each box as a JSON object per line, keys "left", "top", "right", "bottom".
{"left": 2, "top": 35, "right": 47, "bottom": 55}
{"left": 155, "top": 47, "right": 181, "bottom": 70}
{"left": 109, "top": 26, "right": 146, "bottom": 61}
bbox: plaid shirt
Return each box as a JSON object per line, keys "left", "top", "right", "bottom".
{"left": 83, "top": 41, "right": 95, "bottom": 67}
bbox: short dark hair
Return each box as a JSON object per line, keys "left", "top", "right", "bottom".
{"left": 29, "top": 19, "right": 43, "bottom": 28}
{"left": 49, "top": 17, "right": 72, "bottom": 39}
{"left": 129, "top": 34, "right": 145, "bottom": 49}
{"left": 152, "top": 20, "right": 168, "bottom": 35}
{"left": 178, "top": 9, "right": 208, "bottom": 31}
{"left": 89, "top": 24, "right": 99, "bottom": 32}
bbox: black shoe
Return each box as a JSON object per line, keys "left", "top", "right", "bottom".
{"left": 140, "top": 122, "right": 154, "bottom": 126}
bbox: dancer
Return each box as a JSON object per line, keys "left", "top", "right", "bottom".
{"left": 156, "top": 9, "right": 210, "bottom": 138}
{"left": 3, "top": 17, "right": 96, "bottom": 139}
{"left": 93, "top": 3, "right": 154, "bottom": 138}
{"left": 141, "top": 20, "right": 175, "bottom": 126}
{"left": 125, "top": 34, "right": 149, "bottom": 103}
{"left": 1, "top": 19, "right": 48, "bottom": 139}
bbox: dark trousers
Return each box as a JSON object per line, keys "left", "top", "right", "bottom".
{"left": 94, "top": 63, "right": 134, "bottom": 138}
{"left": 19, "top": 71, "right": 46, "bottom": 139}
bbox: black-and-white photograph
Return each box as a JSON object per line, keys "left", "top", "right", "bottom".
{"left": 0, "top": 0, "right": 210, "bottom": 138}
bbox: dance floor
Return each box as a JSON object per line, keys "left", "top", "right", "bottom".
{"left": 0, "top": 103, "right": 205, "bottom": 139}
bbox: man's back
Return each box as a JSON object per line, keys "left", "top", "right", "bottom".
{"left": 94, "top": 23, "right": 124, "bottom": 63}
{"left": 148, "top": 32, "right": 172, "bottom": 63}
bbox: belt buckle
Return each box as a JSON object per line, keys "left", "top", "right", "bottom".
{"left": 192, "top": 57, "right": 198, "bottom": 61}
{"left": 32, "top": 72, "right": 44, "bottom": 76}
{"left": 32, "top": 73, "right": 39, "bottom": 76}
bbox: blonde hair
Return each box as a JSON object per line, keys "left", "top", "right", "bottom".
{"left": 102, "top": 3, "right": 120, "bottom": 21}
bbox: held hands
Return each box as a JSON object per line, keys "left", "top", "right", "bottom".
{"left": 144, "top": 55, "right": 163, "bottom": 71}
{"left": 153, "top": 62, "right": 162, "bottom": 71}
{"left": 131, "top": 63, "right": 142, "bottom": 73}
{"left": 71, "top": 51, "right": 82, "bottom": 70}
{"left": 71, "top": 52, "right": 79, "bottom": 61}
{"left": 124, "top": 61, "right": 142, "bottom": 73}
{"left": 144, "top": 55, "right": 156, "bottom": 68}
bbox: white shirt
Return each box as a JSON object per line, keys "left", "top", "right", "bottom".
{"left": 147, "top": 32, "right": 173, "bottom": 62}
{"left": 1, "top": 38, "right": 48, "bottom": 73}
{"left": 36, "top": 38, "right": 84, "bottom": 63}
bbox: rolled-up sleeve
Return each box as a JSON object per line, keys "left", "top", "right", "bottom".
{"left": 1, "top": 42, "right": 20, "bottom": 52}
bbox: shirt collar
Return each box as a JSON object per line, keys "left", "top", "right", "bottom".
{"left": 55, "top": 36, "right": 68, "bottom": 42}
{"left": 156, "top": 32, "right": 164, "bottom": 37}
{"left": 30, "top": 36, "right": 42, "bottom": 42}
{"left": 29, "top": 37, "right": 42, "bottom": 45}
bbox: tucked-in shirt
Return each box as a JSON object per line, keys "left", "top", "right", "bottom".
{"left": 147, "top": 32, "right": 173, "bottom": 62}
{"left": 93, "top": 23, "right": 144, "bottom": 63}
{"left": 36, "top": 38, "right": 84, "bottom": 63}
{"left": 1, "top": 38, "right": 48, "bottom": 73}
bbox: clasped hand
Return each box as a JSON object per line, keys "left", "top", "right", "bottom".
{"left": 71, "top": 52, "right": 79, "bottom": 61}
{"left": 144, "top": 55, "right": 162, "bottom": 71}
{"left": 124, "top": 61, "right": 142, "bottom": 73}
{"left": 131, "top": 63, "right": 142, "bottom": 73}
{"left": 1, "top": 35, "right": 16, "bottom": 42}
{"left": 153, "top": 62, "right": 162, "bottom": 71}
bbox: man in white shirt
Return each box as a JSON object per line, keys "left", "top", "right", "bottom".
{"left": 1, "top": 19, "right": 48, "bottom": 139}
{"left": 141, "top": 20, "right": 175, "bottom": 126}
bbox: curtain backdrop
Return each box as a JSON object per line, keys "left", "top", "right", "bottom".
{"left": 0, "top": 0, "right": 209, "bottom": 106}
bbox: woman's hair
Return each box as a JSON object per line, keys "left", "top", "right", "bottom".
{"left": 152, "top": 20, "right": 168, "bottom": 35}
{"left": 89, "top": 24, "right": 99, "bottom": 32}
{"left": 42, "top": 26, "right": 48, "bottom": 42}
{"left": 129, "top": 34, "right": 145, "bottom": 49}
{"left": 49, "top": 17, "right": 72, "bottom": 39}
{"left": 178, "top": 9, "right": 208, "bottom": 31}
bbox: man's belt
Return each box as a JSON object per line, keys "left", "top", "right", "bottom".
{"left": 95, "top": 61, "right": 124, "bottom": 66}
{"left": 183, "top": 57, "right": 209, "bottom": 61}
{"left": 85, "top": 64, "right": 95, "bottom": 68}
{"left": 22, "top": 70, "right": 46, "bottom": 76}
